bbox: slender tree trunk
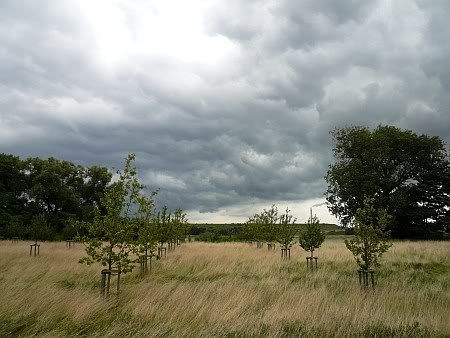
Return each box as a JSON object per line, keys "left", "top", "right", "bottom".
{"left": 107, "top": 243, "right": 113, "bottom": 296}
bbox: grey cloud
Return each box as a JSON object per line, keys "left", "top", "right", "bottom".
{"left": 1, "top": 0, "right": 450, "bottom": 220}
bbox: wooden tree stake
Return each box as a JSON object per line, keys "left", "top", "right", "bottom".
{"left": 281, "top": 247, "right": 291, "bottom": 259}
{"left": 358, "top": 269, "right": 375, "bottom": 289}
{"left": 306, "top": 256, "right": 318, "bottom": 270}
{"left": 29, "top": 243, "right": 40, "bottom": 256}
{"left": 100, "top": 269, "right": 122, "bottom": 299}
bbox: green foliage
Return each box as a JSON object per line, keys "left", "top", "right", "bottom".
{"left": 188, "top": 223, "right": 340, "bottom": 242}
{"left": 0, "top": 153, "right": 111, "bottom": 239}
{"left": 4, "top": 216, "right": 26, "bottom": 239}
{"left": 172, "top": 209, "right": 189, "bottom": 241}
{"left": 154, "top": 206, "right": 172, "bottom": 245}
{"left": 242, "top": 218, "right": 262, "bottom": 242}
{"left": 62, "top": 218, "right": 86, "bottom": 240}
{"left": 345, "top": 198, "right": 392, "bottom": 270}
{"left": 299, "top": 214, "right": 326, "bottom": 257}
{"left": 276, "top": 208, "right": 297, "bottom": 249}
{"left": 196, "top": 231, "right": 221, "bottom": 242}
{"left": 134, "top": 191, "right": 159, "bottom": 257}
{"left": 325, "top": 125, "right": 450, "bottom": 239}
{"left": 0, "top": 154, "right": 28, "bottom": 235}
{"left": 244, "top": 205, "right": 279, "bottom": 243}
{"left": 140, "top": 205, "right": 189, "bottom": 249}
{"left": 192, "top": 224, "right": 243, "bottom": 242}
{"left": 79, "top": 154, "right": 141, "bottom": 273}
{"left": 30, "top": 213, "right": 52, "bottom": 242}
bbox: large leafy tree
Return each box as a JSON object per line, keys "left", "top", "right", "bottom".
{"left": 80, "top": 166, "right": 112, "bottom": 221}
{"left": 25, "top": 157, "right": 84, "bottom": 223}
{"left": 0, "top": 154, "right": 112, "bottom": 239}
{"left": 326, "top": 125, "right": 450, "bottom": 239}
{"left": 25, "top": 158, "right": 111, "bottom": 232}
{"left": 0, "top": 154, "right": 29, "bottom": 234}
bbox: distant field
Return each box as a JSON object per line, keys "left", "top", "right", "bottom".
{"left": 0, "top": 239, "right": 449, "bottom": 337}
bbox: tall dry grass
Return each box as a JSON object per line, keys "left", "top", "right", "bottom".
{"left": 0, "top": 239, "right": 449, "bottom": 337}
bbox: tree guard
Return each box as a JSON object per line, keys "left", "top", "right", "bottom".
{"left": 29, "top": 243, "right": 40, "bottom": 256}
{"left": 100, "top": 269, "right": 121, "bottom": 299}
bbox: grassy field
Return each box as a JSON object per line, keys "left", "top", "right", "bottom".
{"left": 0, "top": 240, "right": 449, "bottom": 337}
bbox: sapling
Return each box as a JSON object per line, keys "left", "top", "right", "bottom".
{"left": 134, "top": 191, "right": 158, "bottom": 273}
{"left": 79, "top": 154, "right": 142, "bottom": 296}
{"left": 243, "top": 216, "right": 263, "bottom": 246}
{"left": 246, "top": 205, "right": 279, "bottom": 249}
{"left": 155, "top": 206, "right": 171, "bottom": 256}
{"left": 29, "top": 213, "right": 49, "bottom": 256}
{"left": 261, "top": 205, "right": 279, "bottom": 248}
{"left": 172, "top": 209, "right": 189, "bottom": 246}
{"left": 299, "top": 212, "right": 325, "bottom": 268}
{"left": 276, "top": 208, "right": 297, "bottom": 258}
{"left": 30, "top": 213, "right": 50, "bottom": 243}
{"left": 345, "top": 197, "right": 392, "bottom": 274}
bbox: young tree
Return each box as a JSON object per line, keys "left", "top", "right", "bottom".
{"left": 243, "top": 215, "right": 263, "bottom": 244}
{"left": 276, "top": 208, "right": 297, "bottom": 250}
{"left": 134, "top": 191, "right": 159, "bottom": 273}
{"left": 30, "top": 213, "right": 51, "bottom": 243}
{"left": 299, "top": 212, "right": 325, "bottom": 259}
{"left": 345, "top": 198, "right": 392, "bottom": 271}
{"left": 172, "top": 208, "right": 189, "bottom": 245}
{"left": 245, "top": 205, "right": 279, "bottom": 247}
{"left": 155, "top": 206, "right": 172, "bottom": 253}
{"left": 261, "top": 205, "right": 279, "bottom": 244}
{"left": 63, "top": 218, "right": 84, "bottom": 240}
{"left": 79, "top": 154, "right": 142, "bottom": 289}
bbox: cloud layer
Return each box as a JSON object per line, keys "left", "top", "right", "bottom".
{"left": 1, "top": 0, "right": 449, "bottom": 222}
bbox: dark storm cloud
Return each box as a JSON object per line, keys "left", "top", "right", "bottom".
{"left": 1, "top": 0, "right": 450, "bottom": 219}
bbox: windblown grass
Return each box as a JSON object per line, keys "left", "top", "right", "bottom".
{"left": 0, "top": 239, "right": 449, "bottom": 337}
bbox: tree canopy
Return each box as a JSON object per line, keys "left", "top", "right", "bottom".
{"left": 326, "top": 125, "right": 450, "bottom": 239}
{"left": 0, "top": 153, "right": 112, "bottom": 239}
{"left": 298, "top": 214, "right": 325, "bottom": 257}
{"left": 244, "top": 205, "right": 279, "bottom": 243}
{"left": 79, "top": 154, "right": 143, "bottom": 273}
{"left": 276, "top": 208, "right": 297, "bottom": 249}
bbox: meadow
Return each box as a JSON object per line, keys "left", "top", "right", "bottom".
{"left": 0, "top": 239, "right": 449, "bottom": 337}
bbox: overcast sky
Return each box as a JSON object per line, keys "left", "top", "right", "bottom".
{"left": 1, "top": 1, "right": 450, "bottom": 223}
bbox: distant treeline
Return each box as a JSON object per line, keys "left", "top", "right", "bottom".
{"left": 189, "top": 223, "right": 345, "bottom": 242}
{"left": 0, "top": 153, "right": 111, "bottom": 240}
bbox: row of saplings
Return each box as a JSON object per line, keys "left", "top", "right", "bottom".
{"left": 244, "top": 199, "right": 392, "bottom": 289}
{"left": 26, "top": 154, "right": 391, "bottom": 296}
{"left": 73, "top": 154, "right": 190, "bottom": 298}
